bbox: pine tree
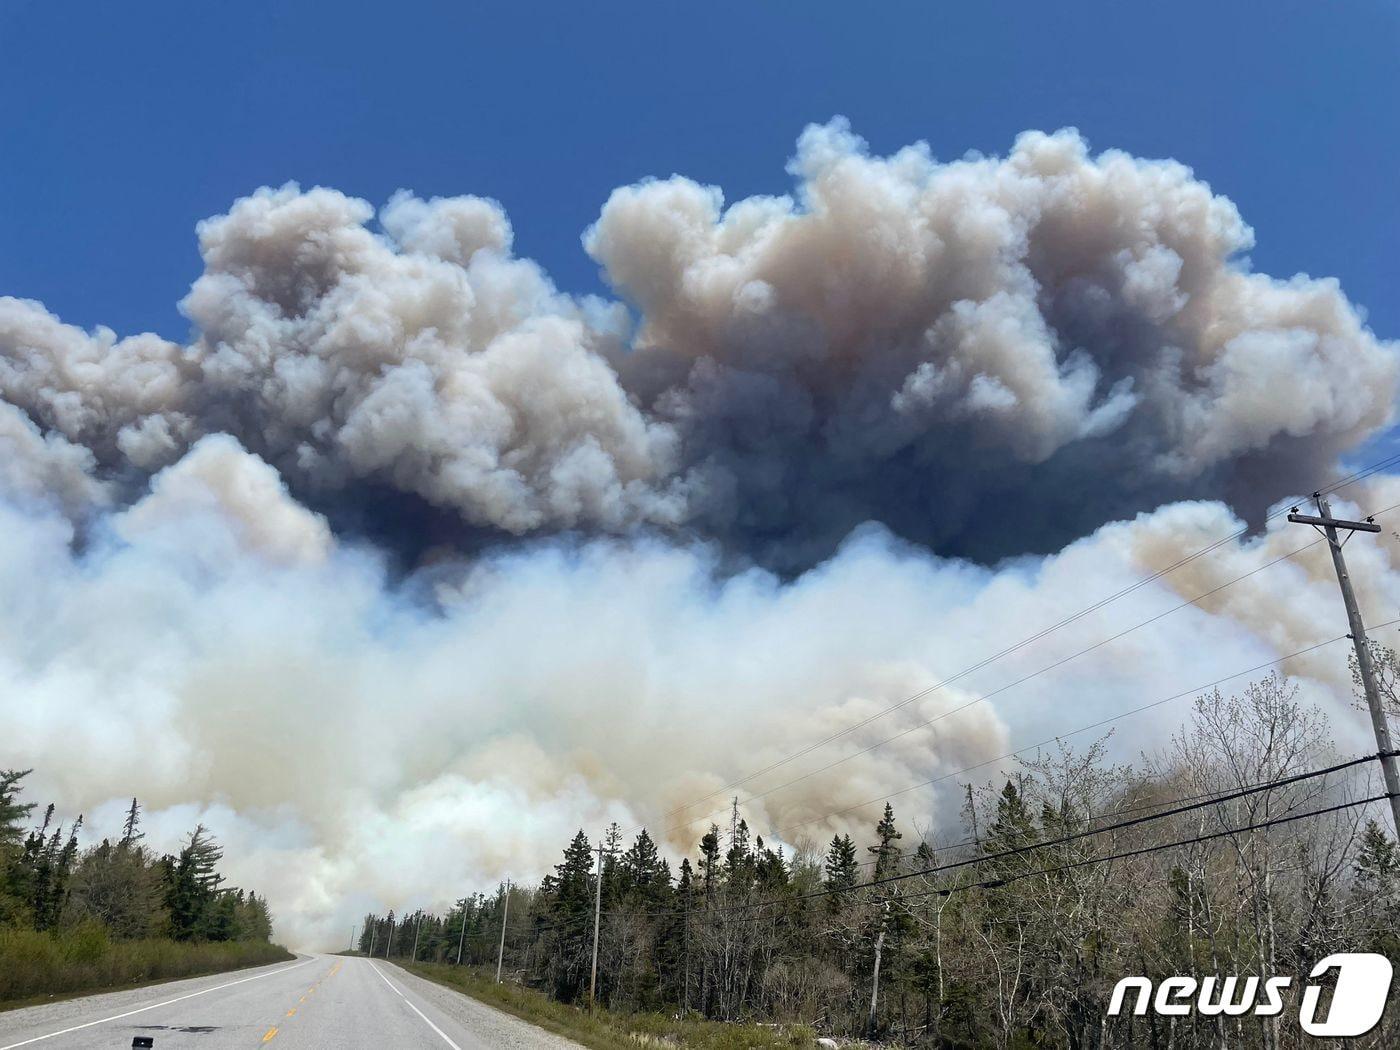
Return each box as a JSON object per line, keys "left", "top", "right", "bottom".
{"left": 164, "top": 825, "right": 226, "bottom": 941}
{"left": 0, "top": 770, "right": 35, "bottom": 925}
{"left": 120, "top": 799, "right": 143, "bottom": 848}
{"left": 868, "top": 803, "right": 903, "bottom": 880}
{"left": 0, "top": 770, "right": 34, "bottom": 849}
{"left": 824, "top": 834, "right": 858, "bottom": 914}
{"left": 698, "top": 826, "right": 722, "bottom": 902}
{"left": 543, "top": 830, "right": 595, "bottom": 1001}
{"left": 621, "top": 829, "right": 669, "bottom": 906}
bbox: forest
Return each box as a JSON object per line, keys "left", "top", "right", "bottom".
{"left": 0, "top": 770, "right": 287, "bottom": 1002}
{"left": 360, "top": 672, "right": 1400, "bottom": 1048}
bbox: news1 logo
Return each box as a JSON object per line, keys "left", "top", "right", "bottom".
{"left": 1107, "top": 953, "right": 1393, "bottom": 1037}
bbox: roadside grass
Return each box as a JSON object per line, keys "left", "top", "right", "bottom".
{"left": 404, "top": 962, "right": 818, "bottom": 1049}
{"left": 0, "top": 925, "right": 293, "bottom": 1008}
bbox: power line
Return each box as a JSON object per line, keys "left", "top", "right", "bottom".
{"left": 762, "top": 750, "right": 1393, "bottom": 909}
{"left": 774, "top": 619, "right": 1400, "bottom": 840}
{"left": 891, "top": 792, "right": 1395, "bottom": 906}
{"left": 646, "top": 453, "right": 1400, "bottom": 833}
{"left": 663, "top": 498, "right": 1400, "bottom": 841}
{"left": 530, "top": 754, "right": 1395, "bottom": 931}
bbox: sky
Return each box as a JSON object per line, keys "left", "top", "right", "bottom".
{"left": 2, "top": 0, "right": 1397, "bottom": 350}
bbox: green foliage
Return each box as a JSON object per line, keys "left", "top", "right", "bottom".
{"left": 0, "top": 767, "right": 282, "bottom": 1004}
{"left": 354, "top": 683, "right": 1400, "bottom": 1047}
{"left": 0, "top": 926, "right": 291, "bottom": 1004}
{"left": 407, "top": 962, "right": 817, "bottom": 1050}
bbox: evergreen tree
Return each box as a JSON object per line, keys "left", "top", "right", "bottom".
{"left": 823, "top": 834, "right": 858, "bottom": 914}
{"left": 164, "top": 825, "right": 226, "bottom": 941}
{"left": 120, "top": 799, "right": 143, "bottom": 848}
{"left": 0, "top": 769, "right": 33, "bottom": 926}
{"left": 868, "top": 803, "right": 903, "bottom": 880}
{"left": 542, "top": 830, "right": 595, "bottom": 1001}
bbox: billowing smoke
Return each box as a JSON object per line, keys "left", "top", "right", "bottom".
{"left": 4, "top": 122, "right": 1394, "bottom": 563}
{"left": 1, "top": 122, "right": 1397, "bottom": 947}
{"left": 588, "top": 121, "right": 1395, "bottom": 562}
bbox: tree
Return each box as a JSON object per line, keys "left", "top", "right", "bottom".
{"left": 868, "top": 803, "right": 903, "bottom": 881}
{"left": 823, "top": 834, "right": 858, "bottom": 915}
{"left": 164, "top": 825, "right": 227, "bottom": 941}
{"left": 0, "top": 769, "right": 35, "bottom": 925}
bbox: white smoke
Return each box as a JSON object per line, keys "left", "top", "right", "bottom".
{"left": 3, "top": 472, "right": 1398, "bottom": 947}
{"left": 1, "top": 122, "right": 1397, "bottom": 948}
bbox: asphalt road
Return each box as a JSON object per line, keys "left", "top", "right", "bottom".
{"left": 0, "top": 955, "right": 582, "bottom": 1049}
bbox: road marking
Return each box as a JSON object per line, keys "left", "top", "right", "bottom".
{"left": 286, "top": 1008, "right": 296, "bottom": 1017}
{"left": 368, "top": 961, "right": 464, "bottom": 1050}
{"left": 262, "top": 1026, "right": 279, "bottom": 1042}
{"left": 0, "top": 957, "right": 315, "bottom": 1049}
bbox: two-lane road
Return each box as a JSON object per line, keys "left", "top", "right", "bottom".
{"left": 0, "top": 955, "right": 580, "bottom": 1049}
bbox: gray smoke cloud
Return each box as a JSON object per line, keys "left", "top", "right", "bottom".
{"left": 2, "top": 122, "right": 1393, "bottom": 564}
{"left": 588, "top": 121, "right": 1396, "bottom": 562}
{"left": 1, "top": 122, "right": 1398, "bottom": 948}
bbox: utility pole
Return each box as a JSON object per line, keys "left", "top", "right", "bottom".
{"left": 349, "top": 925, "right": 356, "bottom": 954}
{"left": 411, "top": 911, "right": 422, "bottom": 962}
{"left": 367, "top": 922, "right": 377, "bottom": 959}
{"left": 588, "top": 840, "right": 617, "bottom": 1013}
{"left": 1290, "top": 493, "right": 1400, "bottom": 834}
{"left": 589, "top": 844, "right": 605, "bottom": 1013}
{"left": 495, "top": 880, "right": 511, "bottom": 983}
{"left": 456, "top": 898, "right": 468, "bottom": 965}
{"left": 386, "top": 915, "right": 396, "bottom": 958}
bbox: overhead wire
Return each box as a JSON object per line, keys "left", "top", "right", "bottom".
{"left": 645, "top": 450, "right": 1400, "bottom": 834}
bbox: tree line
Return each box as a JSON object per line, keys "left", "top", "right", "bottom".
{"left": 0, "top": 769, "right": 273, "bottom": 945}
{"left": 360, "top": 673, "right": 1400, "bottom": 1048}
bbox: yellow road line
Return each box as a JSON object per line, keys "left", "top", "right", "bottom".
{"left": 285, "top": 1009, "right": 296, "bottom": 1017}
{"left": 261, "top": 1026, "right": 278, "bottom": 1042}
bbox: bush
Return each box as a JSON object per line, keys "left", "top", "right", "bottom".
{"left": 0, "top": 927, "right": 293, "bottom": 1004}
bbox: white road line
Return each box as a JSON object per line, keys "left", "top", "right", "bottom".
{"left": 368, "top": 961, "right": 464, "bottom": 1050}
{"left": 0, "top": 957, "right": 316, "bottom": 1049}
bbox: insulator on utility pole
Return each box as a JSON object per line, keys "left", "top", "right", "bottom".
{"left": 1289, "top": 492, "right": 1400, "bottom": 835}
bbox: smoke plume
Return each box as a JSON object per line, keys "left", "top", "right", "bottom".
{"left": 0, "top": 122, "right": 1397, "bottom": 946}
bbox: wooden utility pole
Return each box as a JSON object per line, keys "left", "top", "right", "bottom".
{"left": 411, "top": 911, "right": 423, "bottom": 962}
{"left": 589, "top": 844, "right": 605, "bottom": 1012}
{"left": 386, "top": 915, "right": 396, "bottom": 957}
{"left": 367, "top": 922, "right": 377, "bottom": 959}
{"left": 349, "top": 925, "right": 356, "bottom": 953}
{"left": 588, "top": 841, "right": 618, "bottom": 1012}
{"left": 495, "top": 881, "right": 511, "bottom": 983}
{"left": 456, "top": 898, "right": 468, "bottom": 965}
{"left": 1290, "top": 493, "right": 1400, "bottom": 833}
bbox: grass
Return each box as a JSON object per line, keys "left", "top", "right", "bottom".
{"left": 0, "top": 924, "right": 294, "bottom": 1008}
{"left": 403, "top": 962, "right": 818, "bottom": 1049}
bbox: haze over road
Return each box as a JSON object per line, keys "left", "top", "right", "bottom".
{"left": 0, "top": 956, "right": 581, "bottom": 1049}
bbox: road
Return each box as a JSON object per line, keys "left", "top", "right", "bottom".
{"left": 0, "top": 955, "right": 582, "bottom": 1049}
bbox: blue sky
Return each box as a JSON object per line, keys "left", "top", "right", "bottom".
{"left": 2, "top": 0, "right": 1397, "bottom": 367}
